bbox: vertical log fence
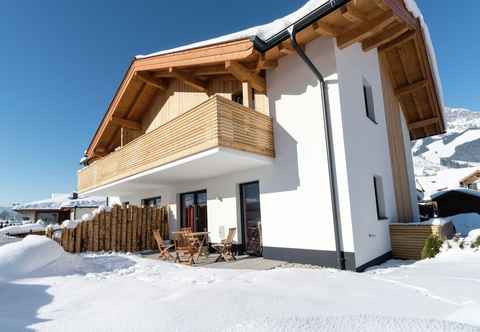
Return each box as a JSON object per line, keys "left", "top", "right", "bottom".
{"left": 46, "top": 205, "right": 169, "bottom": 253}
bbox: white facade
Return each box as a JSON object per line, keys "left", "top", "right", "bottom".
{"left": 82, "top": 36, "right": 417, "bottom": 270}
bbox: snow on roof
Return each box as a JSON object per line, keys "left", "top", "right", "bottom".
{"left": 430, "top": 188, "right": 480, "bottom": 200}
{"left": 404, "top": 0, "right": 445, "bottom": 113}
{"left": 136, "top": 0, "right": 330, "bottom": 59}
{"left": 135, "top": 0, "right": 443, "bottom": 112}
{"left": 14, "top": 195, "right": 107, "bottom": 211}
{"left": 417, "top": 167, "right": 478, "bottom": 195}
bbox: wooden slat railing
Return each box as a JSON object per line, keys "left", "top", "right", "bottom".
{"left": 78, "top": 95, "right": 274, "bottom": 193}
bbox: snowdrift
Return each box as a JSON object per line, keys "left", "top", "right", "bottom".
{"left": 449, "top": 213, "right": 480, "bottom": 236}
{"left": 0, "top": 235, "right": 65, "bottom": 281}
{"left": 0, "top": 222, "right": 46, "bottom": 236}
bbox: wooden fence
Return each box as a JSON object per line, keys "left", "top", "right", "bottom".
{"left": 46, "top": 205, "right": 169, "bottom": 253}
{"left": 390, "top": 221, "right": 455, "bottom": 260}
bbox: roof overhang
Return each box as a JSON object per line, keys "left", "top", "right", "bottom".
{"left": 85, "top": 0, "right": 445, "bottom": 160}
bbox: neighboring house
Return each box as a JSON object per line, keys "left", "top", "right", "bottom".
{"left": 460, "top": 169, "right": 480, "bottom": 191}
{"left": 431, "top": 189, "right": 480, "bottom": 218}
{"left": 416, "top": 167, "right": 478, "bottom": 194}
{"left": 77, "top": 0, "right": 444, "bottom": 271}
{"left": 14, "top": 193, "right": 107, "bottom": 224}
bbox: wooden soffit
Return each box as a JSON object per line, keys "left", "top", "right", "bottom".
{"left": 259, "top": 0, "right": 444, "bottom": 140}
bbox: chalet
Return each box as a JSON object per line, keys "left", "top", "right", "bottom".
{"left": 460, "top": 169, "right": 480, "bottom": 191}
{"left": 78, "top": 0, "right": 444, "bottom": 271}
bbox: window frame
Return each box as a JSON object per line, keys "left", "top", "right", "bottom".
{"left": 363, "top": 78, "right": 377, "bottom": 124}
{"left": 141, "top": 196, "right": 162, "bottom": 208}
{"left": 373, "top": 175, "right": 388, "bottom": 221}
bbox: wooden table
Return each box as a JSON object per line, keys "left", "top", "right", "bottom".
{"left": 172, "top": 231, "right": 209, "bottom": 264}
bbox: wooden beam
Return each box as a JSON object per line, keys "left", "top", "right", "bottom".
{"left": 312, "top": 21, "right": 341, "bottom": 37}
{"left": 394, "top": 79, "right": 428, "bottom": 97}
{"left": 374, "top": 0, "right": 389, "bottom": 11}
{"left": 256, "top": 55, "right": 278, "bottom": 73}
{"left": 136, "top": 72, "right": 168, "bottom": 90}
{"left": 111, "top": 116, "right": 142, "bottom": 130}
{"left": 378, "top": 30, "right": 416, "bottom": 52}
{"left": 362, "top": 23, "right": 410, "bottom": 52}
{"left": 242, "top": 82, "right": 253, "bottom": 109}
{"left": 382, "top": 0, "right": 417, "bottom": 28}
{"left": 341, "top": 4, "right": 368, "bottom": 23}
{"left": 277, "top": 44, "right": 295, "bottom": 55}
{"left": 168, "top": 68, "right": 209, "bottom": 92}
{"left": 225, "top": 61, "right": 266, "bottom": 93}
{"left": 337, "top": 10, "right": 396, "bottom": 49}
{"left": 407, "top": 117, "right": 439, "bottom": 130}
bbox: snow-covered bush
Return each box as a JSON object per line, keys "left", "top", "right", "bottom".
{"left": 421, "top": 234, "right": 443, "bottom": 259}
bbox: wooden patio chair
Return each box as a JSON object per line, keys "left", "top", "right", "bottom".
{"left": 173, "top": 231, "right": 197, "bottom": 265}
{"left": 212, "top": 228, "right": 237, "bottom": 262}
{"left": 153, "top": 229, "right": 174, "bottom": 261}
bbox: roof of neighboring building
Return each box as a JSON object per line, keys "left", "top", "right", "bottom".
{"left": 460, "top": 169, "right": 480, "bottom": 187}
{"left": 14, "top": 195, "right": 107, "bottom": 211}
{"left": 430, "top": 188, "right": 480, "bottom": 201}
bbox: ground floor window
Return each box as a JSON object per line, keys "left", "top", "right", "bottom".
{"left": 180, "top": 190, "right": 207, "bottom": 232}
{"left": 239, "top": 181, "right": 262, "bottom": 255}
{"left": 142, "top": 196, "right": 162, "bottom": 208}
{"left": 36, "top": 212, "right": 59, "bottom": 225}
{"left": 373, "top": 175, "right": 387, "bottom": 220}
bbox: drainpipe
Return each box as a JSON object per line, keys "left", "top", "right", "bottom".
{"left": 288, "top": 26, "right": 345, "bottom": 270}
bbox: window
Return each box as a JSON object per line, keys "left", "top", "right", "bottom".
{"left": 373, "top": 175, "right": 387, "bottom": 220}
{"left": 232, "top": 91, "right": 243, "bottom": 105}
{"left": 142, "top": 196, "right": 162, "bottom": 208}
{"left": 363, "top": 78, "right": 376, "bottom": 123}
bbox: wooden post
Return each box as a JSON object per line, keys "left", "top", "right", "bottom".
{"left": 99, "top": 212, "right": 105, "bottom": 251}
{"left": 75, "top": 224, "right": 81, "bottom": 253}
{"left": 126, "top": 207, "right": 132, "bottom": 252}
{"left": 87, "top": 219, "right": 93, "bottom": 251}
{"left": 121, "top": 208, "right": 127, "bottom": 251}
{"left": 146, "top": 207, "right": 152, "bottom": 250}
{"left": 105, "top": 211, "right": 111, "bottom": 251}
{"left": 111, "top": 206, "right": 118, "bottom": 251}
{"left": 141, "top": 207, "right": 146, "bottom": 250}
{"left": 93, "top": 215, "right": 99, "bottom": 252}
{"left": 242, "top": 81, "right": 254, "bottom": 109}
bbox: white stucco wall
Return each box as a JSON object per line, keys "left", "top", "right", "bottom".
{"left": 114, "top": 37, "right": 356, "bottom": 257}
{"left": 334, "top": 43, "right": 397, "bottom": 267}
{"left": 93, "top": 37, "right": 419, "bottom": 269}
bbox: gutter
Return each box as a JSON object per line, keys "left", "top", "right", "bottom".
{"left": 250, "top": 0, "right": 348, "bottom": 52}
{"left": 251, "top": 0, "right": 349, "bottom": 270}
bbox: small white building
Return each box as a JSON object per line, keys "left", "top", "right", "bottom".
{"left": 14, "top": 193, "right": 107, "bottom": 224}
{"left": 77, "top": 0, "right": 444, "bottom": 271}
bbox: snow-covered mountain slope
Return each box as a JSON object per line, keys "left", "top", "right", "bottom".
{"left": 413, "top": 107, "right": 480, "bottom": 176}
{"left": 0, "top": 207, "right": 20, "bottom": 221}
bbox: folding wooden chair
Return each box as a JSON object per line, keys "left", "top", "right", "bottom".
{"left": 173, "top": 231, "right": 197, "bottom": 265}
{"left": 212, "top": 228, "right": 237, "bottom": 262}
{"left": 153, "top": 229, "right": 174, "bottom": 261}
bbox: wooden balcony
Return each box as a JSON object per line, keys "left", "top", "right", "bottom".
{"left": 78, "top": 95, "right": 275, "bottom": 193}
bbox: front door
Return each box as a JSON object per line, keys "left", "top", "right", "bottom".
{"left": 240, "top": 181, "right": 262, "bottom": 256}
{"left": 180, "top": 190, "right": 207, "bottom": 232}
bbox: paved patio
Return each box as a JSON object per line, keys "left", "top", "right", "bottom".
{"left": 140, "top": 251, "right": 286, "bottom": 270}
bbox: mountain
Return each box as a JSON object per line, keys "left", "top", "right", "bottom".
{"left": 0, "top": 207, "right": 20, "bottom": 221}
{"left": 412, "top": 107, "right": 480, "bottom": 176}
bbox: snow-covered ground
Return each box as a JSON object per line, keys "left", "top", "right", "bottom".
{"left": 1, "top": 236, "right": 480, "bottom": 332}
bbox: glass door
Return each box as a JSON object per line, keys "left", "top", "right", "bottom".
{"left": 240, "top": 181, "right": 262, "bottom": 256}
{"left": 180, "top": 190, "right": 207, "bottom": 232}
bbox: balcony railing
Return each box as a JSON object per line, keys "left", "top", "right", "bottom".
{"left": 78, "top": 95, "right": 275, "bottom": 193}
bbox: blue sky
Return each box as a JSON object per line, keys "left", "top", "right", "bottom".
{"left": 0, "top": 1, "right": 476, "bottom": 205}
